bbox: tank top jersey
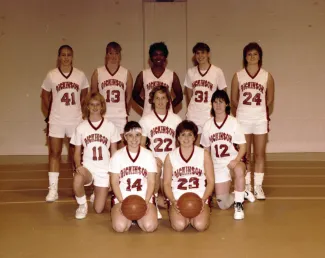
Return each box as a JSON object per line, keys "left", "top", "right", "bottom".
{"left": 41, "top": 67, "right": 89, "bottom": 125}
{"left": 109, "top": 146, "right": 157, "bottom": 200}
{"left": 139, "top": 110, "right": 182, "bottom": 162}
{"left": 142, "top": 68, "right": 174, "bottom": 116}
{"left": 200, "top": 115, "right": 246, "bottom": 169}
{"left": 184, "top": 64, "right": 227, "bottom": 120}
{"left": 97, "top": 65, "right": 128, "bottom": 118}
{"left": 169, "top": 146, "right": 206, "bottom": 200}
{"left": 70, "top": 118, "right": 121, "bottom": 174}
{"left": 236, "top": 68, "right": 269, "bottom": 121}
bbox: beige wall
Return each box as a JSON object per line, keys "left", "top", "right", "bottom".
{"left": 0, "top": 0, "right": 324, "bottom": 154}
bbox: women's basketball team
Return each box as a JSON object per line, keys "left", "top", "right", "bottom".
{"left": 41, "top": 41, "right": 274, "bottom": 232}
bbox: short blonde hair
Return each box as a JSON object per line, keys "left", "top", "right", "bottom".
{"left": 82, "top": 92, "right": 106, "bottom": 119}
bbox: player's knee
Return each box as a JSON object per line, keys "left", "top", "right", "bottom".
{"left": 112, "top": 221, "right": 129, "bottom": 233}
{"left": 192, "top": 220, "right": 209, "bottom": 232}
{"left": 93, "top": 204, "right": 105, "bottom": 214}
{"left": 233, "top": 166, "right": 245, "bottom": 179}
{"left": 142, "top": 221, "right": 158, "bottom": 233}
{"left": 254, "top": 152, "right": 265, "bottom": 162}
{"left": 171, "top": 220, "right": 188, "bottom": 232}
{"left": 73, "top": 174, "right": 84, "bottom": 187}
{"left": 216, "top": 194, "right": 234, "bottom": 210}
{"left": 49, "top": 149, "right": 61, "bottom": 159}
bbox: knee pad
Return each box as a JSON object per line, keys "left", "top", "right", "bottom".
{"left": 216, "top": 194, "right": 234, "bottom": 210}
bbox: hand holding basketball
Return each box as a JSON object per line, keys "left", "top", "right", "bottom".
{"left": 121, "top": 195, "right": 147, "bottom": 221}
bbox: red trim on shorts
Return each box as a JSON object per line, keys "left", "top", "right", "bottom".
{"left": 88, "top": 118, "right": 104, "bottom": 131}
{"left": 245, "top": 67, "right": 260, "bottom": 79}
{"left": 105, "top": 65, "right": 120, "bottom": 76}
{"left": 126, "top": 146, "right": 141, "bottom": 162}
{"left": 197, "top": 64, "right": 211, "bottom": 77}
{"left": 179, "top": 146, "right": 195, "bottom": 163}
{"left": 58, "top": 67, "right": 73, "bottom": 79}
{"left": 154, "top": 109, "right": 168, "bottom": 123}
{"left": 214, "top": 115, "right": 228, "bottom": 129}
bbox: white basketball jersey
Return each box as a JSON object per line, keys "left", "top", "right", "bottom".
{"left": 41, "top": 67, "right": 89, "bottom": 125}
{"left": 200, "top": 115, "right": 246, "bottom": 169}
{"left": 97, "top": 65, "right": 128, "bottom": 118}
{"left": 142, "top": 68, "right": 174, "bottom": 116}
{"left": 71, "top": 118, "right": 121, "bottom": 174}
{"left": 139, "top": 110, "right": 182, "bottom": 162}
{"left": 236, "top": 68, "right": 269, "bottom": 121}
{"left": 109, "top": 146, "right": 157, "bottom": 200}
{"left": 184, "top": 64, "right": 227, "bottom": 121}
{"left": 169, "top": 146, "right": 206, "bottom": 200}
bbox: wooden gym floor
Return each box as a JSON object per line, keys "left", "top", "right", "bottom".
{"left": 0, "top": 155, "right": 325, "bottom": 258}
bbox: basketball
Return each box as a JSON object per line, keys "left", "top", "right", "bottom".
{"left": 177, "top": 192, "right": 203, "bottom": 219}
{"left": 121, "top": 195, "right": 147, "bottom": 221}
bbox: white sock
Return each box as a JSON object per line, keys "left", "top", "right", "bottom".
{"left": 234, "top": 191, "right": 245, "bottom": 203}
{"left": 76, "top": 195, "right": 87, "bottom": 205}
{"left": 48, "top": 172, "right": 59, "bottom": 187}
{"left": 245, "top": 171, "right": 251, "bottom": 185}
{"left": 254, "top": 172, "right": 264, "bottom": 186}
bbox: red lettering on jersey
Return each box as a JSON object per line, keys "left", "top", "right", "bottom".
{"left": 120, "top": 166, "right": 148, "bottom": 178}
{"left": 56, "top": 82, "right": 80, "bottom": 92}
{"left": 174, "top": 166, "right": 203, "bottom": 178}
{"left": 101, "top": 79, "right": 125, "bottom": 90}
{"left": 150, "top": 126, "right": 175, "bottom": 138}
{"left": 84, "top": 134, "right": 108, "bottom": 146}
{"left": 192, "top": 80, "right": 213, "bottom": 90}
{"left": 240, "top": 82, "right": 264, "bottom": 93}
{"left": 146, "top": 81, "right": 169, "bottom": 91}
{"left": 208, "top": 132, "right": 232, "bottom": 143}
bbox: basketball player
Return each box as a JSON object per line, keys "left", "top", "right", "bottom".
{"left": 231, "top": 42, "right": 275, "bottom": 200}
{"left": 184, "top": 42, "right": 227, "bottom": 145}
{"left": 41, "top": 45, "right": 89, "bottom": 202}
{"left": 132, "top": 42, "right": 183, "bottom": 116}
{"left": 110, "top": 121, "right": 158, "bottom": 233}
{"left": 201, "top": 90, "right": 254, "bottom": 220}
{"left": 71, "top": 93, "right": 120, "bottom": 219}
{"left": 90, "top": 42, "right": 133, "bottom": 147}
{"left": 139, "top": 86, "right": 182, "bottom": 218}
{"left": 163, "top": 120, "right": 214, "bottom": 231}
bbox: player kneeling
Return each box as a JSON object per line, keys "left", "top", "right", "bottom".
{"left": 163, "top": 120, "right": 214, "bottom": 231}
{"left": 201, "top": 90, "right": 255, "bottom": 220}
{"left": 109, "top": 121, "right": 158, "bottom": 233}
{"left": 71, "top": 93, "right": 121, "bottom": 219}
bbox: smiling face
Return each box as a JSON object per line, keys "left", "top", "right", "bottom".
{"left": 245, "top": 49, "right": 260, "bottom": 66}
{"left": 124, "top": 130, "right": 142, "bottom": 149}
{"left": 195, "top": 50, "right": 210, "bottom": 65}
{"left": 88, "top": 99, "right": 103, "bottom": 116}
{"left": 150, "top": 50, "right": 166, "bottom": 67}
{"left": 106, "top": 47, "right": 121, "bottom": 65}
{"left": 178, "top": 130, "right": 196, "bottom": 148}
{"left": 58, "top": 48, "right": 73, "bottom": 67}
{"left": 212, "top": 98, "right": 227, "bottom": 116}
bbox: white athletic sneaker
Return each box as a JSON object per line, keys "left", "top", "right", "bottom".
{"left": 75, "top": 203, "right": 88, "bottom": 220}
{"left": 45, "top": 184, "right": 58, "bottom": 202}
{"left": 157, "top": 207, "right": 162, "bottom": 220}
{"left": 233, "top": 202, "right": 244, "bottom": 220}
{"left": 89, "top": 193, "right": 95, "bottom": 203}
{"left": 244, "top": 191, "right": 255, "bottom": 203}
{"left": 254, "top": 185, "right": 266, "bottom": 200}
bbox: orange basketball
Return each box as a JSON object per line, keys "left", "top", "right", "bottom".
{"left": 121, "top": 195, "right": 147, "bottom": 221}
{"left": 177, "top": 192, "right": 203, "bottom": 219}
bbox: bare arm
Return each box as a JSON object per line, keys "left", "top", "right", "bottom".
{"left": 266, "top": 73, "right": 275, "bottom": 106}
{"left": 110, "top": 173, "right": 123, "bottom": 202}
{"left": 132, "top": 72, "right": 144, "bottom": 108}
{"left": 90, "top": 69, "right": 99, "bottom": 93}
{"left": 202, "top": 150, "right": 215, "bottom": 201}
{"left": 74, "top": 145, "right": 83, "bottom": 168}
{"left": 125, "top": 71, "right": 134, "bottom": 114}
{"left": 171, "top": 72, "right": 183, "bottom": 109}
{"left": 231, "top": 73, "right": 239, "bottom": 108}
{"left": 80, "top": 88, "right": 88, "bottom": 107}
{"left": 163, "top": 155, "right": 176, "bottom": 203}
{"left": 110, "top": 142, "right": 118, "bottom": 157}
{"left": 41, "top": 89, "right": 51, "bottom": 119}
{"left": 185, "top": 87, "right": 193, "bottom": 107}
{"left": 145, "top": 172, "right": 156, "bottom": 202}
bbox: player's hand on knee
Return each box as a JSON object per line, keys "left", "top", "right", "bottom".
{"left": 227, "top": 160, "right": 239, "bottom": 170}
{"left": 155, "top": 157, "right": 163, "bottom": 169}
{"left": 76, "top": 166, "right": 87, "bottom": 177}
